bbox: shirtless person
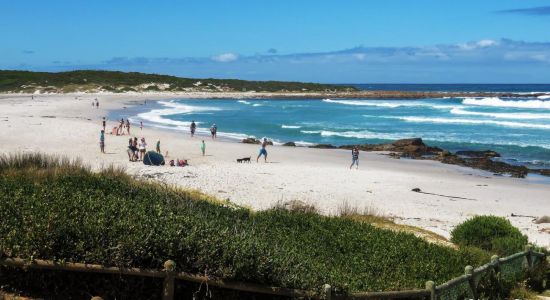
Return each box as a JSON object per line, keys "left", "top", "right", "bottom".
{"left": 257, "top": 138, "right": 269, "bottom": 163}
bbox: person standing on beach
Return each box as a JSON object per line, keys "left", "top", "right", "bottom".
{"left": 210, "top": 124, "right": 217, "bottom": 139}
{"left": 257, "top": 138, "right": 269, "bottom": 163}
{"left": 350, "top": 146, "right": 359, "bottom": 170}
{"left": 118, "top": 118, "right": 124, "bottom": 135}
{"left": 156, "top": 140, "right": 161, "bottom": 154}
{"left": 190, "top": 121, "right": 196, "bottom": 137}
{"left": 96, "top": 100, "right": 99, "bottom": 109}
{"left": 140, "top": 121, "right": 143, "bottom": 131}
{"left": 99, "top": 130, "right": 105, "bottom": 153}
{"left": 201, "top": 140, "right": 206, "bottom": 156}
{"left": 138, "top": 138, "right": 147, "bottom": 161}
{"left": 126, "top": 119, "right": 131, "bottom": 135}
{"left": 102, "top": 117, "right": 106, "bottom": 131}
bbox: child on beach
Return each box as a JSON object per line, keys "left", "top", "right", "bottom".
{"left": 350, "top": 147, "right": 359, "bottom": 170}
{"left": 99, "top": 130, "right": 105, "bottom": 153}
{"left": 201, "top": 140, "right": 206, "bottom": 156}
{"left": 156, "top": 140, "right": 161, "bottom": 153}
{"left": 257, "top": 138, "right": 268, "bottom": 163}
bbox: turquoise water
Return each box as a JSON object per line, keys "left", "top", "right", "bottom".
{"left": 120, "top": 96, "right": 550, "bottom": 168}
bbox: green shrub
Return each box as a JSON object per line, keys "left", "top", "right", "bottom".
{"left": 450, "top": 216, "right": 528, "bottom": 256}
{"left": 0, "top": 153, "right": 488, "bottom": 294}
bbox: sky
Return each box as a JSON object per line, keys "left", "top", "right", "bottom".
{"left": 1, "top": 0, "right": 550, "bottom": 83}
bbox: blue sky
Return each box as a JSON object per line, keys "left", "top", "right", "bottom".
{"left": 2, "top": 0, "right": 550, "bottom": 83}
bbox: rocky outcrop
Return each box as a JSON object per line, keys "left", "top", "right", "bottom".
{"left": 309, "top": 144, "right": 338, "bottom": 149}
{"left": 282, "top": 142, "right": 296, "bottom": 147}
{"left": 242, "top": 137, "right": 260, "bottom": 144}
{"left": 308, "top": 137, "right": 539, "bottom": 178}
{"left": 241, "top": 138, "right": 273, "bottom": 145}
{"left": 455, "top": 150, "right": 501, "bottom": 158}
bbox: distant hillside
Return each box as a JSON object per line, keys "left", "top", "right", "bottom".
{"left": 0, "top": 70, "right": 357, "bottom": 93}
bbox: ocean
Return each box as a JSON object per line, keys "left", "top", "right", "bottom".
{"left": 115, "top": 86, "right": 550, "bottom": 169}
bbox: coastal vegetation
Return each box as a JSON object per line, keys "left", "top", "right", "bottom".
{"left": 0, "top": 153, "right": 543, "bottom": 298}
{"left": 450, "top": 215, "right": 529, "bottom": 256}
{"left": 0, "top": 70, "right": 357, "bottom": 93}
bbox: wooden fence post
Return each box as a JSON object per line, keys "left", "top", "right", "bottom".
{"left": 425, "top": 281, "right": 436, "bottom": 300}
{"left": 464, "top": 265, "right": 477, "bottom": 300}
{"left": 163, "top": 260, "right": 176, "bottom": 300}
{"left": 323, "top": 284, "right": 332, "bottom": 300}
{"left": 524, "top": 245, "right": 533, "bottom": 270}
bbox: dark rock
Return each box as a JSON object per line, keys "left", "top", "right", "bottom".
{"left": 242, "top": 138, "right": 273, "bottom": 145}
{"left": 531, "top": 169, "right": 550, "bottom": 176}
{"left": 242, "top": 137, "right": 260, "bottom": 144}
{"left": 393, "top": 138, "right": 424, "bottom": 147}
{"left": 309, "top": 144, "right": 337, "bottom": 149}
{"left": 411, "top": 188, "right": 422, "bottom": 192}
{"left": 282, "top": 142, "right": 296, "bottom": 147}
{"left": 455, "top": 150, "right": 501, "bottom": 158}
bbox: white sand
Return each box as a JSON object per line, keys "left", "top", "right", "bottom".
{"left": 1, "top": 93, "right": 549, "bottom": 247}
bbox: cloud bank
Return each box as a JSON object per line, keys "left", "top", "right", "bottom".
{"left": 497, "top": 6, "right": 550, "bottom": 16}
{"left": 16, "top": 39, "right": 550, "bottom": 83}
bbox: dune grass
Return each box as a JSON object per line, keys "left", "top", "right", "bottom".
{"left": 0, "top": 153, "right": 491, "bottom": 294}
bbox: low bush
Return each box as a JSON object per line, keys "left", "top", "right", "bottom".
{"left": 0, "top": 153, "right": 490, "bottom": 295}
{"left": 450, "top": 216, "right": 528, "bottom": 256}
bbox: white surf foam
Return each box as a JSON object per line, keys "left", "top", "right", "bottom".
{"left": 395, "top": 116, "right": 550, "bottom": 130}
{"left": 538, "top": 95, "right": 550, "bottom": 100}
{"left": 322, "top": 98, "right": 456, "bottom": 109}
{"left": 301, "top": 130, "right": 408, "bottom": 140}
{"left": 450, "top": 108, "right": 550, "bottom": 120}
{"left": 463, "top": 97, "right": 550, "bottom": 109}
{"left": 281, "top": 125, "right": 302, "bottom": 129}
{"left": 137, "top": 100, "right": 221, "bottom": 128}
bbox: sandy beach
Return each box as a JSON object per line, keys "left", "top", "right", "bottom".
{"left": 1, "top": 93, "right": 549, "bottom": 247}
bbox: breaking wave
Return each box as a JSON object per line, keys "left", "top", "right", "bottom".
{"left": 462, "top": 97, "right": 550, "bottom": 109}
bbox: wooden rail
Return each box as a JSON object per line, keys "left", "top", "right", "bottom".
{"left": 0, "top": 245, "right": 546, "bottom": 300}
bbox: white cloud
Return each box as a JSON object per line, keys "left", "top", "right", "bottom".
{"left": 457, "top": 39, "right": 499, "bottom": 50}
{"left": 211, "top": 53, "right": 239, "bottom": 62}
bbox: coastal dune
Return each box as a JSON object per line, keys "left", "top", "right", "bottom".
{"left": 1, "top": 93, "right": 549, "bottom": 247}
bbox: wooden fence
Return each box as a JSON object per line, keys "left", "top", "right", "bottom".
{"left": 0, "top": 245, "right": 546, "bottom": 300}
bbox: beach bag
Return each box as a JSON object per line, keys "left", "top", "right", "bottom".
{"left": 169, "top": 160, "right": 175, "bottom": 167}
{"left": 143, "top": 151, "right": 165, "bottom": 166}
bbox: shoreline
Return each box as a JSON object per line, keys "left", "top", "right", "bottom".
{"left": 2, "top": 89, "right": 549, "bottom": 100}
{"left": 1, "top": 93, "right": 549, "bottom": 247}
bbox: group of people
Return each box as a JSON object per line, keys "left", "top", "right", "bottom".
{"left": 100, "top": 116, "right": 360, "bottom": 169}
{"left": 189, "top": 120, "right": 217, "bottom": 140}
{"left": 126, "top": 137, "right": 149, "bottom": 161}
{"left": 92, "top": 98, "right": 99, "bottom": 109}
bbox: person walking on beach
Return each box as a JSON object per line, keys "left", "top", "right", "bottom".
{"left": 99, "top": 130, "right": 105, "bottom": 153}
{"left": 190, "top": 120, "right": 196, "bottom": 137}
{"left": 201, "top": 140, "right": 206, "bottom": 156}
{"left": 138, "top": 137, "right": 147, "bottom": 161}
{"left": 96, "top": 100, "right": 99, "bottom": 109}
{"left": 210, "top": 124, "right": 217, "bottom": 139}
{"left": 102, "top": 117, "right": 106, "bottom": 131}
{"left": 350, "top": 146, "right": 359, "bottom": 170}
{"left": 156, "top": 140, "right": 161, "bottom": 154}
{"left": 257, "top": 138, "right": 269, "bottom": 163}
{"left": 117, "top": 118, "right": 124, "bottom": 135}
{"left": 140, "top": 121, "right": 143, "bottom": 131}
{"left": 126, "top": 119, "right": 131, "bottom": 135}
